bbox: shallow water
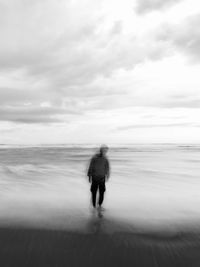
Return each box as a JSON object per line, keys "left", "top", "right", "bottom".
{"left": 0, "top": 144, "right": 200, "bottom": 231}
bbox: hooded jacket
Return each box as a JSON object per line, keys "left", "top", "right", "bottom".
{"left": 87, "top": 153, "right": 110, "bottom": 181}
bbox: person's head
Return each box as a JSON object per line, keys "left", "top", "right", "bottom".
{"left": 99, "top": 144, "right": 109, "bottom": 156}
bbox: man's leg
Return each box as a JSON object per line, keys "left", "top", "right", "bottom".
{"left": 98, "top": 182, "right": 106, "bottom": 206}
{"left": 91, "top": 182, "right": 98, "bottom": 207}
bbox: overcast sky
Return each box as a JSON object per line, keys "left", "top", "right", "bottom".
{"left": 0, "top": 0, "right": 200, "bottom": 144}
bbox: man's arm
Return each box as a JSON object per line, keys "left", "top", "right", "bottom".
{"left": 105, "top": 159, "right": 110, "bottom": 180}
{"left": 87, "top": 157, "right": 94, "bottom": 182}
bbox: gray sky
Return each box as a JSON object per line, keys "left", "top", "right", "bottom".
{"left": 1, "top": 0, "right": 200, "bottom": 144}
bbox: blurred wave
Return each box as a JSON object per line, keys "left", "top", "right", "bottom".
{"left": 0, "top": 144, "right": 200, "bottom": 230}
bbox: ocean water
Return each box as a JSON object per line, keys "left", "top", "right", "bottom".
{"left": 0, "top": 144, "right": 200, "bottom": 231}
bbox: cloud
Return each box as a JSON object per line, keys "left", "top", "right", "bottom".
{"left": 135, "top": 0, "right": 182, "bottom": 14}
{"left": 0, "top": 0, "right": 174, "bottom": 128}
{"left": 0, "top": 0, "right": 200, "bottom": 145}
{"left": 157, "top": 14, "right": 200, "bottom": 62}
{"left": 0, "top": 0, "right": 167, "bottom": 90}
{"left": 116, "top": 122, "right": 196, "bottom": 131}
{"left": 110, "top": 20, "right": 123, "bottom": 35}
{"left": 163, "top": 95, "right": 200, "bottom": 108}
{"left": 0, "top": 106, "right": 78, "bottom": 124}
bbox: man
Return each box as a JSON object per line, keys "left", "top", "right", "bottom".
{"left": 87, "top": 145, "right": 110, "bottom": 209}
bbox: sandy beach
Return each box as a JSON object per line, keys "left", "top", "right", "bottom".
{"left": 1, "top": 206, "right": 200, "bottom": 267}
{"left": 1, "top": 145, "right": 200, "bottom": 266}
{"left": 1, "top": 216, "right": 200, "bottom": 267}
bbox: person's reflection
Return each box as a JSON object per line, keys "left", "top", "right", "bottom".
{"left": 87, "top": 199, "right": 104, "bottom": 234}
{"left": 87, "top": 145, "right": 110, "bottom": 210}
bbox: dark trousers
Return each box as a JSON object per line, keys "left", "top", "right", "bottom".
{"left": 90, "top": 180, "right": 106, "bottom": 207}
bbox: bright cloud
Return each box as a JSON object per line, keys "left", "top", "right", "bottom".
{"left": 135, "top": 0, "right": 183, "bottom": 14}
{"left": 0, "top": 0, "right": 200, "bottom": 143}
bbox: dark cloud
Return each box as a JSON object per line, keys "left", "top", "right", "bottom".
{"left": 0, "top": 106, "right": 78, "bottom": 124}
{"left": 135, "top": 0, "right": 182, "bottom": 14}
{"left": 0, "top": 0, "right": 99, "bottom": 77}
{"left": 0, "top": 0, "right": 168, "bottom": 95}
{"left": 157, "top": 14, "right": 200, "bottom": 62}
{"left": 110, "top": 21, "right": 123, "bottom": 35}
{"left": 0, "top": 87, "right": 48, "bottom": 105}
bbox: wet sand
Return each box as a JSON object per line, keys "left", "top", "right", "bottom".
{"left": 1, "top": 211, "right": 200, "bottom": 267}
